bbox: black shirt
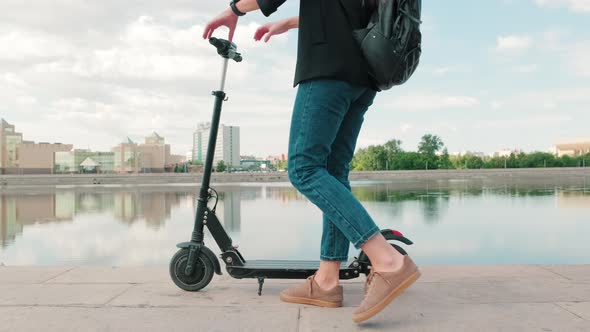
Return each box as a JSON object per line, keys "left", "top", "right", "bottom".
{"left": 256, "top": 0, "right": 374, "bottom": 89}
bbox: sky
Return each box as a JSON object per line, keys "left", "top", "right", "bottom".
{"left": 1, "top": 0, "right": 589, "bottom": 156}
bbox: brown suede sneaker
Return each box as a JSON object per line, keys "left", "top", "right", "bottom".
{"left": 353, "top": 255, "right": 421, "bottom": 323}
{"left": 280, "top": 275, "right": 343, "bottom": 308}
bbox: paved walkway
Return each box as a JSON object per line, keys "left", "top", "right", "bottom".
{"left": 0, "top": 265, "right": 589, "bottom": 331}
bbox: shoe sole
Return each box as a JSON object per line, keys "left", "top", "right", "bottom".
{"left": 280, "top": 292, "right": 342, "bottom": 308}
{"left": 352, "top": 270, "right": 421, "bottom": 323}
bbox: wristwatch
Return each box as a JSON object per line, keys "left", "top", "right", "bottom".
{"left": 230, "top": 0, "right": 246, "bottom": 16}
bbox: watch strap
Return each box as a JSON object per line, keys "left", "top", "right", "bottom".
{"left": 230, "top": 0, "right": 246, "bottom": 16}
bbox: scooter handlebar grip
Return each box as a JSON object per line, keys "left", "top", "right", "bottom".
{"left": 209, "top": 37, "right": 221, "bottom": 47}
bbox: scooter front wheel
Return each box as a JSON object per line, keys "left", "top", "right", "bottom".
{"left": 170, "top": 248, "right": 214, "bottom": 291}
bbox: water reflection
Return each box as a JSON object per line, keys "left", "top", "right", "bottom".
{"left": 0, "top": 190, "right": 187, "bottom": 248}
{"left": 0, "top": 179, "right": 589, "bottom": 265}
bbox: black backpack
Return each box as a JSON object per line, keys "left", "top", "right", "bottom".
{"left": 352, "top": 0, "right": 423, "bottom": 91}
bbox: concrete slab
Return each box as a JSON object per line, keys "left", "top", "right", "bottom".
{"left": 0, "top": 306, "right": 299, "bottom": 332}
{"left": 298, "top": 302, "right": 590, "bottom": 332}
{"left": 418, "top": 265, "right": 562, "bottom": 282}
{"left": 0, "top": 284, "right": 133, "bottom": 306}
{"left": 0, "top": 267, "right": 73, "bottom": 284}
{"left": 108, "top": 280, "right": 301, "bottom": 307}
{"left": 414, "top": 279, "right": 590, "bottom": 304}
{"left": 334, "top": 279, "right": 590, "bottom": 307}
{"left": 557, "top": 302, "right": 590, "bottom": 321}
{"left": 541, "top": 265, "right": 590, "bottom": 281}
{"left": 1, "top": 266, "right": 590, "bottom": 332}
{"left": 46, "top": 267, "right": 170, "bottom": 284}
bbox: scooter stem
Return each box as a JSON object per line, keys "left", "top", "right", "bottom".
{"left": 219, "top": 58, "right": 229, "bottom": 92}
{"left": 209, "top": 37, "right": 242, "bottom": 93}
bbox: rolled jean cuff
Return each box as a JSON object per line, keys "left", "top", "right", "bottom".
{"left": 320, "top": 255, "right": 349, "bottom": 262}
{"left": 352, "top": 226, "right": 381, "bottom": 249}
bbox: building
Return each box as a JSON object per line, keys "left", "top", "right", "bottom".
{"left": 54, "top": 150, "right": 115, "bottom": 174}
{"left": 240, "top": 159, "right": 271, "bottom": 171}
{"left": 168, "top": 154, "right": 187, "bottom": 165}
{"left": 145, "top": 132, "right": 165, "bottom": 145}
{"left": 555, "top": 141, "right": 590, "bottom": 157}
{"left": 113, "top": 138, "right": 139, "bottom": 173}
{"left": 1, "top": 119, "right": 73, "bottom": 174}
{"left": 112, "top": 133, "right": 172, "bottom": 173}
{"left": 15, "top": 142, "right": 73, "bottom": 174}
{"left": 185, "top": 151, "right": 193, "bottom": 163}
{"left": 0, "top": 119, "right": 24, "bottom": 174}
{"left": 193, "top": 123, "right": 240, "bottom": 168}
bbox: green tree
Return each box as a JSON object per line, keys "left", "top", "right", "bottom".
{"left": 484, "top": 156, "right": 508, "bottom": 169}
{"left": 418, "top": 134, "right": 445, "bottom": 170}
{"left": 418, "top": 134, "right": 444, "bottom": 157}
{"left": 384, "top": 139, "right": 403, "bottom": 154}
{"left": 384, "top": 139, "right": 404, "bottom": 170}
{"left": 396, "top": 152, "right": 425, "bottom": 170}
{"left": 464, "top": 154, "right": 484, "bottom": 169}
{"left": 437, "top": 148, "right": 453, "bottom": 169}
{"left": 517, "top": 152, "right": 556, "bottom": 168}
{"left": 276, "top": 159, "right": 288, "bottom": 171}
{"left": 352, "top": 145, "right": 389, "bottom": 170}
{"left": 216, "top": 160, "right": 227, "bottom": 173}
{"left": 451, "top": 154, "right": 483, "bottom": 169}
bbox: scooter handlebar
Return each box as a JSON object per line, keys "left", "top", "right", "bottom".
{"left": 209, "top": 37, "right": 243, "bottom": 62}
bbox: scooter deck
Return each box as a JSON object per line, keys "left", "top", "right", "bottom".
{"left": 226, "top": 259, "right": 361, "bottom": 280}
{"left": 243, "top": 260, "right": 348, "bottom": 269}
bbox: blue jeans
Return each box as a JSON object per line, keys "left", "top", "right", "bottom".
{"left": 288, "top": 79, "right": 380, "bottom": 262}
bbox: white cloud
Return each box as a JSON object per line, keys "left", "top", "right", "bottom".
{"left": 0, "top": 30, "right": 72, "bottom": 60}
{"left": 495, "top": 35, "right": 534, "bottom": 55}
{"left": 541, "top": 29, "right": 570, "bottom": 50}
{"left": 535, "top": 0, "right": 590, "bottom": 13}
{"left": 513, "top": 64, "right": 539, "bottom": 73}
{"left": 1, "top": 73, "right": 26, "bottom": 87}
{"left": 381, "top": 93, "right": 480, "bottom": 111}
{"left": 490, "top": 87, "right": 590, "bottom": 111}
{"left": 432, "top": 65, "right": 472, "bottom": 76}
{"left": 477, "top": 114, "right": 573, "bottom": 129}
{"left": 401, "top": 123, "right": 414, "bottom": 133}
{"left": 0, "top": 8, "right": 298, "bottom": 156}
{"left": 566, "top": 42, "right": 590, "bottom": 77}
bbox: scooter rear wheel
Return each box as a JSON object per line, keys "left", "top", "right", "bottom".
{"left": 358, "top": 243, "right": 408, "bottom": 276}
{"left": 170, "top": 248, "right": 214, "bottom": 292}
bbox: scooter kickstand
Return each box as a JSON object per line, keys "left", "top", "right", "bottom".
{"left": 257, "top": 277, "right": 265, "bottom": 296}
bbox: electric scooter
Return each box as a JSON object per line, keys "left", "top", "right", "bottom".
{"left": 169, "top": 37, "right": 415, "bottom": 295}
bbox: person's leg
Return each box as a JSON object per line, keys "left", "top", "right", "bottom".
{"left": 287, "top": 80, "right": 386, "bottom": 275}
{"left": 314, "top": 88, "right": 377, "bottom": 290}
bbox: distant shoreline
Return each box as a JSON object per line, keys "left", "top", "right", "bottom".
{"left": 1, "top": 168, "right": 589, "bottom": 187}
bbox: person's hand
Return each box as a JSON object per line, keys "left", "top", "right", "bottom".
{"left": 254, "top": 19, "right": 292, "bottom": 43}
{"left": 203, "top": 8, "right": 239, "bottom": 42}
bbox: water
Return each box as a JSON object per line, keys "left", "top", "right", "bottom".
{"left": 1, "top": 179, "right": 589, "bottom": 266}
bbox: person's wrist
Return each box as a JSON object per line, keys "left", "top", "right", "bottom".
{"left": 229, "top": 0, "right": 246, "bottom": 17}
{"left": 225, "top": 7, "right": 238, "bottom": 18}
